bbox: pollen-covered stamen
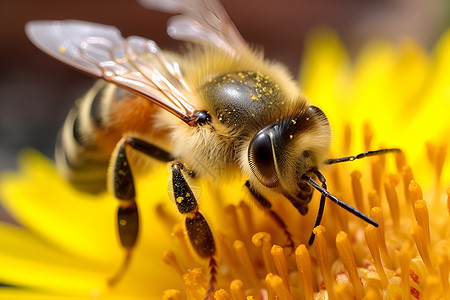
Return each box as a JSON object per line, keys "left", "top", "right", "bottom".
{"left": 163, "top": 289, "right": 181, "bottom": 300}
{"left": 384, "top": 174, "right": 400, "bottom": 229}
{"left": 230, "top": 279, "right": 246, "bottom": 300}
{"left": 351, "top": 170, "right": 365, "bottom": 214}
{"left": 271, "top": 245, "right": 290, "bottom": 292}
{"left": 295, "top": 244, "right": 314, "bottom": 300}
{"left": 414, "top": 200, "right": 430, "bottom": 246}
{"left": 409, "top": 180, "right": 423, "bottom": 205}
{"left": 252, "top": 232, "right": 276, "bottom": 274}
{"left": 265, "top": 273, "right": 276, "bottom": 300}
{"left": 368, "top": 190, "right": 381, "bottom": 209}
{"left": 426, "top": 142, "right": 447, "bottom": 188}
{"left": 336, "top": 231, "right": 364, "bottom": 299}
{"left": 233, "top": 240, "right": 260, "bottom": 287}
{"left": 364, "top": 225, "right": 389, "bottom": 287}
{"left": 214, "top": 289, "right": 230, "bottom": 299}
{"left": 411, "top": 223, "right": 435, "bottom": 274}
{"left": 313, "top": 226, "right": 336, "bottom": 300}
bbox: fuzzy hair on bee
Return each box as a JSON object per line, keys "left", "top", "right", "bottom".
{"left": 26, "top": 0, "right": 399, "bottom": 294}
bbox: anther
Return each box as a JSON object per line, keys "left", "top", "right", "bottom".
{"left": 252, "top": 232, "right": 276, "bottom": 274}
{"left": 364, "top": 225, "right": 388, "bottom": 287}
{"left": 371, "top": 160, "right": 382, "bottom": 194}
{"left": 271, "top": 245, "right": 290, "bottom": 291}
{"left": 183, "top": 268, "right": 209, "bottom": 299}
{"left": 402, "top": 166, "right": 414, "bottom": 204}
{"left": 312, "top": 226, "right": 336, "bottom": 300}
{"left": 295, "top": 244, "right": 314, "bottom": 300}
{"left": 370, "top": 207, "right": 392, "bottom": 268}
{"left": 265, "top": 273, "right": 276, "bottom": 300}
{"left": 368, "top": 190, "right": 381, "bottom": 208}
{"left": 230, "top": 279, "right": 246, "bottom": 300}
{"left": 336, "top": 231, "right": 364, "bottom": 299}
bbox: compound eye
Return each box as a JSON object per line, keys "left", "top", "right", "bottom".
{"left": 248, "top": 131, "right": 279, "bottom": 187}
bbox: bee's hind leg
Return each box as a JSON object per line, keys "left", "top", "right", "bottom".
{"left": 108, "top": 137, "right": 173, "bottom": 286}
{"left": 171, "top": 162, "right": 217, "bottom": 298}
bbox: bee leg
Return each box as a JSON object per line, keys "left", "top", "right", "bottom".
{"left": 108, "top": 137, "right": 173, "bottom": 286}
{"left": 172, "top": 162, "right": 217, "bottom": 297}
{"left": 244, "top": 181, "right": 295, "bottom": 253}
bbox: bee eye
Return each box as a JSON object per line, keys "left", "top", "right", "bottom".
{"left": 248, "top": 131, "right": 279, "bottom": 187}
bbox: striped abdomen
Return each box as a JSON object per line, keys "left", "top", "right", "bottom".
{"left": 55, "top": 81, "right": 159, "bottom": 194}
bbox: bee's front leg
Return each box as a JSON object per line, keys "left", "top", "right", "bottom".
{"left": 244, "top": 181, "right": 295, "bottom": 254}
{"left": 108, "top": 137, "right": 173, "bottom": 286}
{"left": 171, "top": 162, "right": 217, "bottom": 297}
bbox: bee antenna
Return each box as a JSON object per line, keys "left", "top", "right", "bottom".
{"left": 302, "top": 174, "right": 378, "bottom": 241}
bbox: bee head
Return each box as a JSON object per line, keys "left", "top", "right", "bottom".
{"left": 247, "top": 106, "right": 331, "bottom": 201}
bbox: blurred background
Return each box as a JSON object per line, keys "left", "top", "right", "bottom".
{"left": 0, "top": 0, "right": 449, "bottom": 221}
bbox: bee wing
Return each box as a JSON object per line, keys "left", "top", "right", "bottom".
{"left": 26, "top": 20, "right": 198, "bottom": 125}
{"left": 138, "top": 0, "right": 249, "bottom": 56}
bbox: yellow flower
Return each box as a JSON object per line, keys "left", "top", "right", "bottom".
{"left": 1, "top": 29, "right": 449, "bottom": 299}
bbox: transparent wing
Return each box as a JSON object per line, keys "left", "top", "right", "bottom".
{"left": 138, "top": 0, "right": 249, "bottom": 56}
{"left": 26, "top": 20, "right": 198, "bottom": 125}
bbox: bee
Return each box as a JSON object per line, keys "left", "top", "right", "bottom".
{"left": 26, "top": 0, "right": 400, "bottom": 291}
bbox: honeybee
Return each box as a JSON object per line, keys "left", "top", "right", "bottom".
{"left": 26, "top": 0, "right": 399, "bottom": 292}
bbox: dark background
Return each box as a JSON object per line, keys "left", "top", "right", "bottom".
{"left": 0, "top": 0, "right": 448, "bottom": 180}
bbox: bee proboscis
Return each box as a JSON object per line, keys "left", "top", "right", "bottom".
{"left": 26, "top": 0, "right": 400, "bottom": 293}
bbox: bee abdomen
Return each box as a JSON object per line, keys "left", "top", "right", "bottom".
{"left": 55, "top": 81, "right": 128, "bottom": 194}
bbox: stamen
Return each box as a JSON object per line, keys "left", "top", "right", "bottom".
{"left": 271, "top": 244, "right": 290, "bottom": 292}
{"left": 370, "top": 207, "right": 392, "bottom": 268}
{"left": 426, "top": 142, "right": 446, "bottom": 188}
{"left": 411, "top": 223, "right": 434, "bottom": 274}
{"left": 364, "top": 225, "right": 388, "bottom": 287}
{"left": 172, "top": 223, "right": 196, "bottom": 267}
{"left": 214, "top": 289, "right": 230, "bottom": 300}
{"left": 328, "top": 192, "right": 349, "bottom": 233}
{"left": 422, "top": 276, "right": 441, "bottom": 299}
{"left": 364, "top": 122, "right": 373, "bottom": 150}
{"left": 368, "top": 190, "right": 381, "bottom": 209}
{"left": 265, "top": 273, "right": 276, "bottom": 300}
{"left": 233, "top": 240, "right": 260, "bottom": 287}
{"left": 395, "top": 150, "right": 407, "bottom": 172}
{"left": 238, "top": 201, "right": 254, "bottom": 241}
{"left": 295, "top": 244, "right": 314, "bottom": 300}
{"left": 351, "top": 170, "right": 365, "bottom": 213}
{"left": 163, "top": 289, "right": 181, "bottom": 300}
{"left": 336, "top": 231, "right": 364, "bottom": 299}
{"left": 183, "top": 268, "right": 209, "bottom": 300}
{"left": 384, "top": 174, "right": 400, "bottom": 229}
{"left": 437, "top": 253, "right": 450, "bottom": 299}
{"left": 399, "top": 243, "right": 412, "bottom": 300}
{"left": 267, "top": 274, "right": 294, "bottom": 300}
{"left": 217, "top": 233, "right": 240, "bottom": 277}
{"left": 371, "top": 160, "right": 382, "bottom": 194}
{"left": 409, "top": 180, "right": 423, "bottom": 206}
{"left": 163, "top": 250, "right": 185, "bottom": 277}
{"left": 402, "top": 166, "right": 414, "bottom": 205}
{"left": 414, "top": 200, "right": 430, "bottom": 246}
{"left": 446, "top": 188, "right": 450, "bottom": 215}
{"left": 225, "top": 205, "right": 242, "bottom": 242}
{"left": 230, "top": 279, "right": 246, "bottom": 300}
{"left": 252, "top": 232, "right": 276, "bottom": 274}
{"left": 313, "top": 226, "right": 336, "bottom": 300}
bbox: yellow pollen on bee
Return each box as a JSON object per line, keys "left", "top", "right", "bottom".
{"left": 58, "top": 45, "right": 67, "bottom": 53}
{"left": 119, "top": 219, "right": 127, "bottom": 226}
{"left": 176, "top": 196, "right": 184, "bottom": 203}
